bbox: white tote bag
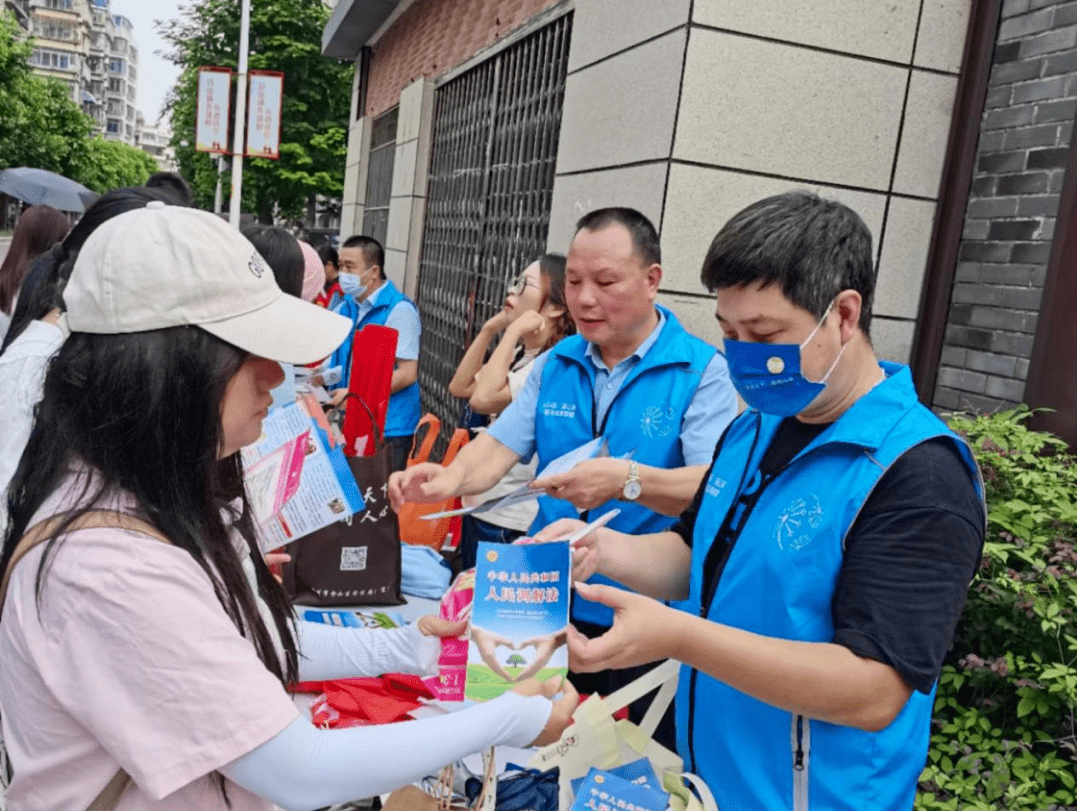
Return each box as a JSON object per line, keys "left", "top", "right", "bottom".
{"left": 527, "top": 660, "right": 719, "bottom": 811}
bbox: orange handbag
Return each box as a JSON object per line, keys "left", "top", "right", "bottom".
{"left": 396, "top": 414, "right": 469, "bottom": 549}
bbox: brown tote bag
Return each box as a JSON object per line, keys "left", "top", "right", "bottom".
{"left": 282, "top": 396, "right": 404, "bottom": 607}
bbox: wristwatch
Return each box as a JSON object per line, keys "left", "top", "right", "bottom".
{"left": 622, "top": 460, "right": 642, "bottom": 501}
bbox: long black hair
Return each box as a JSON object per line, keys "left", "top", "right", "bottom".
{"left": 0, "top": 325, "right": 299, "bottom": 686}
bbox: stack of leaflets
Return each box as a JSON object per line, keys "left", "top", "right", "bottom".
{"left": 569, "top": 765, "right": 669, "bottom": 811}
{"left": 241, "top": 397, "right": 364, "bottom": 552}
{"left": 421, "top": 436, "right": 613, "bottom": 521}
{"left": 465, "top": 540, "right": 572, "bottom": 701}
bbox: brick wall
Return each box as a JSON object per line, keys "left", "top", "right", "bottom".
{"left": 365, "top": 0, "right": 562, "bottom": 117}
{"left": 934, "top": 0, "right": 1077, "bottom": 412}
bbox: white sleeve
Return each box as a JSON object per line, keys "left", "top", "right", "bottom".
{"left": 295, "top": 619, "right": 442, "bottom": 681}
{"left": 220, "top": 693, "right": 551, "bottom": 811}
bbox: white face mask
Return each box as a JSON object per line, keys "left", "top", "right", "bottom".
{"left": 337, "top": 272, "right": 364, "bottom": 299}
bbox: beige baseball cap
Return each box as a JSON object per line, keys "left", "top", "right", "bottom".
{"left": 63, "top": 201, "right": 352, "bottom": 365}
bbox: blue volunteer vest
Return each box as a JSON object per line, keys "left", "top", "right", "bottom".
{"left": 530, "top": 306, "right": 716, "bottom": 626}
{"left": 329, "top": 280, "right": 421, "bottom": 438}
{"left": 675, "top": 362, "right": 984, "bottom": 811}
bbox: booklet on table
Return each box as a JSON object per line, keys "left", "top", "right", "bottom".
{"left": 569, "top": 768, "right": 669, "bottom": 811}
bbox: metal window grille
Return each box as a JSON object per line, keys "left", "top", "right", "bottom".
{"left": 361, "top": 106, "right": 398, "bottom": 247}
{"left": 415, "top": 12, "right": 573, "bottom": 438}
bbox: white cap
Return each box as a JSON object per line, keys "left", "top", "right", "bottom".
{"left": 64, "top": 202, "right": 352, "bottom": 365}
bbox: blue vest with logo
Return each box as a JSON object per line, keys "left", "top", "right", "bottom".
{"left": 329, "top": 280, "right": 421, "bottom": 438}
{"left": 675, "top": 362, "right": 984, "bottom": 811}
{"left": 531, "top": 307, "right": 716, "bottom": 626}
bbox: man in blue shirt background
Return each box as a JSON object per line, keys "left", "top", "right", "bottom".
{"left": 326, "top": 235, "right": 421, "bottom": 472}
{"left": 390, "top": 208, "right": 738, "bottom": 739}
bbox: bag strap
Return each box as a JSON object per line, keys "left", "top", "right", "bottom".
{"left": 636, "top": 666, "right": 680, "bottom": 739}
{"left": 441, "top": 428, "right": 470, "bottom": 466}
{"left": 679, "top": 772, "right": 720, "bottom": 811}
{"left": 435, "top": 747, "right": 496, "bottom": 811}
{"left": 86, "top": 770, "right": 132, "bottom": 811}
{"left": 584, "top": 659, "right": 680, "bottom": 731}
{"left": 0, "top": 510, "right": 169, "bottom": 811}
{"left": 0, "top": 510, "right": 170, "bottom": 615}
{"left": 409, "top": 414, "right": 441, "bottom": 467}
{"left": 342, "top": 392, "right": 385, "bottom": 450}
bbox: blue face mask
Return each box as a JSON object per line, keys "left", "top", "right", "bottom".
{"left": 337, "top": 272, "right": 365, "bottom": 300}
{"left": 723, "top": 301, "right": 845, "bottom": 417}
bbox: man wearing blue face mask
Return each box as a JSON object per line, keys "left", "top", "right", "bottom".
{"left": 536, "top": 191, "right": 987, "bottom": 811}
{"left": 324, "top": 235, "right": 421, "bottom": 471}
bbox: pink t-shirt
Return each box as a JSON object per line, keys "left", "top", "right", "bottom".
{"left": 0, "top": 478, "right": 299, "bottom": 810}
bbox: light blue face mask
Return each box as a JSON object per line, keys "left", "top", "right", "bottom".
{"left": 337, "top": 272, "right": 364, "bottom": 300}
{"left": 723, "top": 301, "right": 846, "bottom": 417}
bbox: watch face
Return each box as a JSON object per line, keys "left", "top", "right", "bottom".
{"left": 623, "top": 480, "right": 643, "bottom": 501}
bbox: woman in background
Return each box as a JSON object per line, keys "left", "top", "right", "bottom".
{"left": 448, "top": 254, "right": 573, "bottom": 569}
{"left": 0, "top": 205, "right": 71, "bottom": 345}
{"left": 0, "top": 187, "right": 177, "bottom": 538}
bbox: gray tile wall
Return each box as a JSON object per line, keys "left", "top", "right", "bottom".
{"left": 548, "top": 0, "right": 971, "bottom": 364}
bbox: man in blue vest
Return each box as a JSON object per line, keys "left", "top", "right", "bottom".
{"left": 538, "top": 192, "right": 987, "bottom": 811}
{"left": 325, "top": 235, "right": 421, "bottom": 471}
{"left": 390, "top": 208, "right": 738, "bottom": 735}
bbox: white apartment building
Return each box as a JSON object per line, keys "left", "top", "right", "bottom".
{"left": 26, "top": 0, "right": 141, "bottom": 147}
{"left": 135, "top": 112, "right": 177, "bottom": 172}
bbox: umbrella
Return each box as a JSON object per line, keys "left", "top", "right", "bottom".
{"left": 0, "top": 167, "right": 98, "bottom": 213}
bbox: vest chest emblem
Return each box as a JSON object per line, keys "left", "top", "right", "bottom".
{"left": 775, "top": 494, "right": 824, "bottom": 551}
{"left": 640, "top": 404, "right": 675, "bottom": 439}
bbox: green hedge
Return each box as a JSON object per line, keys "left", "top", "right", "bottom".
{"left": 916, "top": 407, "right": 1077, "bottom": 810}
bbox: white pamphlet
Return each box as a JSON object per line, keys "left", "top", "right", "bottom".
{"left": 419, "top": 437, "right": 609, "bottom": 521}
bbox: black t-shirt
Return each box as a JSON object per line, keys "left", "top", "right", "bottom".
{"left": 672, "top": 417, "right": 985, "bottom": 694}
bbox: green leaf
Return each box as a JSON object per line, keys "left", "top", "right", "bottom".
{"left": 1016, "top": 696, "right": 1035, "bottom": 718}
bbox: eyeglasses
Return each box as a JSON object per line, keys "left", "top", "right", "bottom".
{"left": 507, "top": 272, "right": 541, "bottom": 296}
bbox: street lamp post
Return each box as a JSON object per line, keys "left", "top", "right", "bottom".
{"left": 228, "top": 0, "right": 251, "bottom": 226}
{"left": 214, "top": 154, "right": 226, "bottom": 214}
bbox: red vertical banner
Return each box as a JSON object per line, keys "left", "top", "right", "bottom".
{"left": 246, "top": 70, "right": 284, "bottom": 159}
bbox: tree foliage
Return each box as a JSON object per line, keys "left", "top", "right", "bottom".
{"left": 917, "top": 407, "right": 1077, "bottom": 810}
{"left": 0, "top": 11, "right": 94, "bottom": 178}
{"left": 159, "top": 0, "right": 352, "bottom": 221}
{"left": 77, "top": 137, "right": 160, "bottom": 193}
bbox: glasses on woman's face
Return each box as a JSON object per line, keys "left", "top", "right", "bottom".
{"left": 507, "top": 272, "right": 541, "bottom": 296}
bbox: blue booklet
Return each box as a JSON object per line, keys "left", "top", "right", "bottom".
{"left": 571, "top": 758, "right": 661, "bottom": 795}
{"left": 569, "top": 768, "right": 669, "bottom": 811}
{"left": 465, "top": 540, "right": 571, "bottom": 701}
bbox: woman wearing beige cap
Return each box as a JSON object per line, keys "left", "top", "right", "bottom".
{"left": 0, "top": 203, "right": 576, "bottom": 811}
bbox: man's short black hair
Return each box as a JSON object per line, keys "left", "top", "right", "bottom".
{"left": 342, "top": 234, "right": 385, "bottom": 279}
{"left": 575, "top": 207, "right": 661, "bottom": 267}
{"left": 700, "top": 191, "right": 875, "bottom": 334}
{"left": 144, "top": 172, "right": 194, "bottom": 207}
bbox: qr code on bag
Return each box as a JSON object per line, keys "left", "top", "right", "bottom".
{"left": 340, "top": 546, "right": 368, "bottom": 572}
